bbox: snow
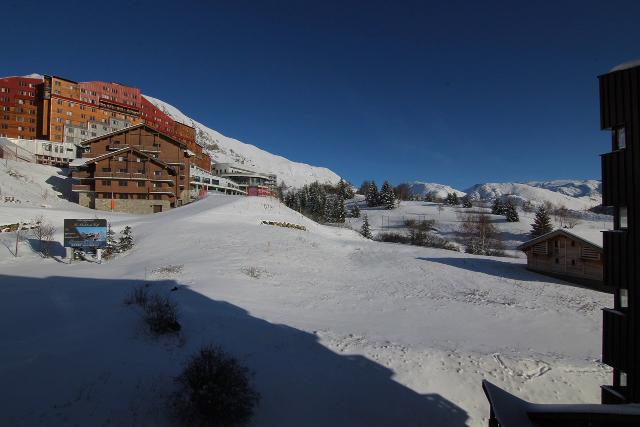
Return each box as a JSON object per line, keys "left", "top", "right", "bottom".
{"left": 407, "top": 181, "right": 466, "bottom": 198}
{"left": 465, "top": 182, "right": 600, "bottom": 211}
{"left": 610, "top": 59, "right": 640, "bottom": 72}
{"left": 142, "top": 95, "right": 341, "bottom": 188}
{"left": 0, "top": 161, "right": 614, "bottom": 426}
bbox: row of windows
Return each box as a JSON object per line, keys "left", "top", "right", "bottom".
{"left": 96, "top": 193, "right": 163, "bottom": 200}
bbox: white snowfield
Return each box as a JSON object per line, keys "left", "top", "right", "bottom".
{"left": 0, "top": 160, "right": 613, "bottom": 427}
{"left": 464, "top": 182, "right": 600, "bottom": 211}
{"left": 142, "top": 95, "right": 341, "bottom": 188}
{"left": 407, "top": 181, "right": 467, "bottom": 198}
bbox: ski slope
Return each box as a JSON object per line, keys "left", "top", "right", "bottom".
{"left": 0, "top": 163, "right": 613, "bottom": 426}
{"left": 143, "top": 95, "right": 341, "bottom": 188}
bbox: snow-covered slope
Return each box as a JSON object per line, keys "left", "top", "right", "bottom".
{"left": 525, "top": 179, "right": 601, "bottom": 200}
{"left": 406, "top": 181, "right": 465, "bottom": 198}
{"left": 465, "top": 182, "right": 600, "bottom": 211}
{"left": 143, "top": 95, "right": 341, "bottom": 188}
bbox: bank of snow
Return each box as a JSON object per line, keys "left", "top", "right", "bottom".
{"left": 0, "top": 189, "right": 613, "bottom": 427}
{"left": 143, "top": 95, "right": 341, "bottom": 188}
{"left": 407, "top": 181, "right": 465, "bottom": 198}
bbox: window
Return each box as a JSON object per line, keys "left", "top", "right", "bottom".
{"left": 137, "top": 181, "right": 145, "bottom": 187}
{"left": 102, "top": 180, "right": 111, "bottom": 186}
{"left": 619, "top": 206, "right": 628, "bottom": 229}
{"left": 614, "top": 126, "right": 626, "bottom": 150}
{"left": 102, "top": 167, "right": 111, "bottom": 172}
{"left": 119, "top": 180, "right": 127, "bottom": 186}
{"left": 571, "top": 260, "right": 575, "bottom": 266}
{"left": 620, "top": 371, "right": 628, "bottom": 387}
{"left": 581, "top": 247, "right": 600, "bottom": 260}
{"left": 154, "top": 170, "right": 162, "bottom": 176}
{"left": 555, "top": 258, "right": 559, "bottom": 264}
{"left": 119, "top": 168, "right": 128, "bottom": 173}
{"left": 153, "top": 194, "right": 162, "bottom": 200}
{"left": 620, "top": 289, "right": 629, "bottom": 308}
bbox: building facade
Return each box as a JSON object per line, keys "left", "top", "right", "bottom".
{"left": 0, "top": 76, "right": 41, "bottom": 140}
{"left": 599, "top": 61, "right": 640, "bottom": 404}
{"left": 213, "top": 162, "right": 277, "bottom": 195}
{"left": 72, "top": 124, "right": 194, "bottom": 213}
{"left": 0, "top": 73, "right": 211, "bottom": 170}
{"left": 518, "top": 229, "right": 604, "bottom": 289}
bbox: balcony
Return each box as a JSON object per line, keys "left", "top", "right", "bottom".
{"left": 71, "top": 184, "right": 92, "bottom": 192}
{"left": 601, "top": 150, "right": 628, "bottom": 206}
{"left": 95, "top": 172, "right": 147, "bottom": 179}
{"left": 72, "top": 170, "right": 91, "bottom": 179}
{"left": 602, "top": 308, "right": 628, "bottom": 370}
{"left": 603, "top": 230, "right": 628, "bottom": 289}
{"left": 601, "top": 385, "right": 627, "bottom": 404}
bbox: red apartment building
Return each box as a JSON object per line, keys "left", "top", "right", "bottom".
{"left": 0, "top": 76, "right": 42, "bottom": 140}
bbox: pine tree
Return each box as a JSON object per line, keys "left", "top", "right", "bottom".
{"left": 461, "top": 195, "right": 472, "bottom": 208}
{"left": 445, "top": 192, "right": 459, "bottom": 205}
{"left": 335, "top": 194, "right": 346, "bottom": 223}
{"left": 118, "top": 226, "right": 134, "bottom": 252}
{"left": 491, "top": 198, "right": 505, "bottom": 215}
{"left": 504, "top": 199, "right": 520, "bottom": 222}
{"left": 102, "top": 223, "right": 118, "bottom": 259}
{"left": 380, "top": 181, "right": 396, "bottom": 209}
{"left": 361, "top": 214, "right": 373, "bottom": 239}
{"left": 350, "top": 202, "right": 360, "bottom": 218}
{"left": 531, "top": 205, "right": 553, "bottom": 237}
{"left": 366, "top": 181, "right": 379, "bottom": 207}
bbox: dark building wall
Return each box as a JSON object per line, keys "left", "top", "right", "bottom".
{"left": 599, "top": 64, "right": 640, "bottom": 403}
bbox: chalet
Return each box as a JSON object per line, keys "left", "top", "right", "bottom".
{"left": 518, "top": 229, "right": 604, "bottom": 290}
{"left": 72, "top": 124, "right": 193, "bottom": 213}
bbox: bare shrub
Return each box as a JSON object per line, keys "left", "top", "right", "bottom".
{"left": 404, "top": 218, "right": 436, "bottom": 232}
{"left": 241, "top": 266, "right": 266, "bottom": 279}
{"left": 31, "top": 215, "right": 56, "bottom": 257}
{"left": 458, "top": 212, "right": 505, "bottom": 256}
{"left": 144, "top": 293, "right": 181, "bottom": 334}
{"left": 124, "top": 284, "right": 150, "bottom": 307}
{"left": 172, "top": 345, "right": 260, "bottom": 427}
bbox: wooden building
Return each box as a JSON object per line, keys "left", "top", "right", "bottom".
{"left": 518, "top": 229, "right": 604, "bottom": 289}
{"left": 72, "top": 124, "right": 193, "bottom": 214}
{"left": 599, "top": 60, "right": 640, "bottom": 404}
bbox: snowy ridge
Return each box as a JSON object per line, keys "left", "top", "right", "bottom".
{"left": 464, "top": 182, "right": 600, "bottom": 211}
{"left": 525, "top": 179, "right": 601, "bottom": 200}
{"left": 406, "top": 181, "right": 465, "bottom": 198}
{"left": 142, "top": 95, "right": 341, "bottom": 188}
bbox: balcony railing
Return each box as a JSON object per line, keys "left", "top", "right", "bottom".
{"left": 603, "top": 230, "right": 628, "bottom": 289}
{"left": 71, "top": 184, "right": 92, "bottom": 192}
{"left": 72, "top": 170, "right": 91, "bottom": 179}
{"left": 601, "top": 150, "right": 628, "bottom": 206}
{"left": 95, "top": 172, "right": 147, "bottom": 179}
{"left": 602, "top": 308, "right": 628, "bottom": 371}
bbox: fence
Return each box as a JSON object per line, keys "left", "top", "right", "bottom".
{"left": 0, "top": 138, "right": 36, "bottom": 163}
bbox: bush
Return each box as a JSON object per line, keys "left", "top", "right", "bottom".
{"left": 124, "top": 284, "right": 150, "bottom": 307}
{"left": 376, "top": 230, "right": 458, "bottom": 251}
{"left": 173, "top": 345, "right": 260, "bottom": 427}
{"left": 404, "top": 218, "right": 436, "bottom": 232}
{"left": 143, "top": 293, "right": 181, "bottom": 334}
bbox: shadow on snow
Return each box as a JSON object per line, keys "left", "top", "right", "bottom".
{"left": 0, "top": 274, "right": 469, "bottom": 427}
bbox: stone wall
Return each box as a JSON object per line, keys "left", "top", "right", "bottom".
{"left": 94, "top": 198, "right": 171, "bottom": 214}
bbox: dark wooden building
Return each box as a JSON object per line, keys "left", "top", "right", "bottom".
{"left": 71, "top": 124, "right": 194, "bottom": 214}
{"left": 599, "top": 60, "right": 640, "bottom": 404}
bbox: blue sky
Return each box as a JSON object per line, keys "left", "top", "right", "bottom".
{"left": 2, "top": 0, "right": 639, "bottom": 189}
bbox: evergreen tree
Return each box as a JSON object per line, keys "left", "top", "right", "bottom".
{"left": 366, "top": 181, "right": 379, "bottom": 207}
{"left": 118, "top": 226, "right": 134, "bottom": 252}
{"left": 380, "top": 181, "right": 396, "bottom": 209}
{"left": 335, "top": 194, "right": 346, "bottom": 223}
{"left": 424, "top": 191, "right": 436, "bottom": 203}
{"left": 350, "top": 202, "right": 360, "bottom": 218}
{"left": 461, "top": 195, "right": 473, "bottom": 208}
{"left": 531, "top": 205, "right": 553, "bottom": 237}
{"left": 361, "top": 214, "right": 372, "bottom": 239}
{"left": 491, "top": 198, "right": 505, "bottom": 215}
{"left": 103, "top": 222, "right": 119, "bottom": 259}
{"left": 445, "top": 192, "right": 459, "bottom": 205}
{"left": 504, "top": 199, "right": 520, "bottom": 222}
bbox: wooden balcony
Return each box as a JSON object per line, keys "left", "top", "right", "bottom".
{"left": 72, "top": 170, "right": 91, "bottom": 179}
{"left": 95, "top": 172, "right": 147, "bottom": 179}
{"left": 71, "top": 184, "right": 92, "bottom": 192}
{"left": 603, "top": 230, "right": 628, "bottom": 289}
{"left": 602, "top": 308, "right": 628, "bottom": 371}
{"left": 601, "top": 150, "right": 628, "bottom": 206}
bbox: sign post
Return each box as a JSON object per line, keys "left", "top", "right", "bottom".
{"left": 63, "top": 219, "right": 107, "bottom": 262}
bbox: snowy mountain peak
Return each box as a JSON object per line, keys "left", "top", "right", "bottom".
{"left": 142, "top": 95, "right": 341, "bottom": 188}
{"left": 406, "top": 181, "right": 465, "bottom": 199}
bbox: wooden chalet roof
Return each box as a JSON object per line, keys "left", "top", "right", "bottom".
{"left": 518, "top": 228, "right": 603, "bottom": 252}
